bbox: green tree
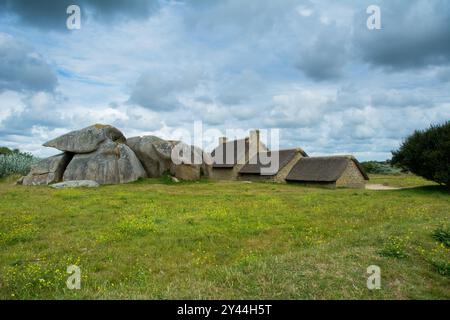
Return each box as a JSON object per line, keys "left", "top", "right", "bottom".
{"left": 0, "top": 147, "right": 12, "bottom": 155}
{"left": 391, "top": 121, "right": 450, "bottom": 186}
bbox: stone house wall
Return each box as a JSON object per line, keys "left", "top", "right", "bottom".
{"left": 336, "top": 160, "right": 366, "bottom": 188}
{"left": 210, "top": 167, "right": 236, "bottom": 180}
{"left": 210, "top": 141, "right": 266, "bottom": 181}
{"left": 238, "top": 173, "right": 273, "bottom": 182}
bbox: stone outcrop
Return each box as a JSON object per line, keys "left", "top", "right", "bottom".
{"left": 22, "top": 153, "right": 72, "bottom": 186}
{"left": 127, "top": 137, "right": 212, "bottom": 181}
{"left": 43, "top": 124, "right": 125, "bottom": 154}
{"left": 126, "top": 136, "right": 173, "bottom": 177}
{"left": 51, "top": 180, "right": 100, "bottom": 189}
{"left": 170, "top": 142, "right": 212, "bottom": 180}
{"left": 63, "top": 140, "right": 147, "bottom": 184}
{"left": 21, "top": 124, "right": 210, "bottom": 185}
{"left": 171, "top": 164, "right": 201, "bottom": 180}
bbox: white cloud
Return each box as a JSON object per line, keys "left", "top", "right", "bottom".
{"left": 296, "top": 5, "right": 314, "bottom": 17}
{"left": 0, "top": 0, "right": 449, "bottom": 161}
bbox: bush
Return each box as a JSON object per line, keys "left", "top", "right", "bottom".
{"left": 432, "top": 226, "right": 450, "bottom": 248}
{"left": 361, "top": 161, "right": 402, "bottom": 174}
{"left": 0, "top": 147, "right": 13, "bottom": 155}
{"left": 0, "top": 150, "right": 39, "bottom": 178}
{"left": 391, "top": 121, "right": 450, "bottom": 186}
{"left": 431, "top": 260, "right": 450, "bottom": 277}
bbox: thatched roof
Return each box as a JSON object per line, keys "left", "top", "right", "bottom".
{"left": 211, "top": 138, "right": 250, "bottom": 168}
{"left": 285, "top": 156, "right": 369, "bottom": 182}
{"left": 239, "top": 148, "right": 308, "bottom": 175}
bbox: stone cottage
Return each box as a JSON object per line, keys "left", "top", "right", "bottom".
{"left": 285, "top": 156, "right": 369, "bottom": 188}
{"left": 238, "top": 148, "right": 308, "bottom": 183}
{"left": 209, "top": 130, "right": 268, "bottom": 180}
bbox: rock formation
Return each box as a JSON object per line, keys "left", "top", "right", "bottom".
{"left": 51, "top": 180, "right": 100, "bottom": 189}
{"left": 169, "top": 142, "right": 212, "bottom": 180}
{"left": 22, "top": 153, "right": 73, "bottom": 186}
{"left": 63, "top": 140, "right": 147, "bottom": 184}
{"left": 43, "top": 124, "right": 125, "bottom": 153}
{"left": 125, "top": 136, "right": 173, "bottom": 177}
{"left": 21, "top": 124, "right": 210, "bottom": 185}
{"left": 126, "top": 137, "right": 212, "bottom": 181}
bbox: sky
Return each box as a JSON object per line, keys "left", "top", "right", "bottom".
{"left": 0, "top": 0, "right": 449, "bottom": 160}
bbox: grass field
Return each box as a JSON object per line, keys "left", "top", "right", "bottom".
{"left": 0, "top": 174, "right": 448, "bottom": 299}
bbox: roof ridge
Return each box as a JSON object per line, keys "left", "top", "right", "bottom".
{"left": 303, "top": 155, "right": 353, "bottom": 159}
{"left": 252, "top": 147, "right": 304, "bottom": 153}
{"left": 218, "top": 137, "right": 248, "bottom": 144}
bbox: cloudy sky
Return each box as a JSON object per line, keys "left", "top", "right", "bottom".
{"left": 0, "top": 0, "right": 449, "bottom": 160}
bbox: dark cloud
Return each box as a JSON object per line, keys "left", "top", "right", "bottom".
{"left": 437, "top": 67, "right": 450, "bottom": 82}
{"left": 296, "top": 27, "right": 350, "bottom": 81}
{"left": 0, "top": 0, "right": 159, "bottom": 30}
{"left": 0, "top": 34, "right": 57, "bottom": 92}
{"left": 129, "top": 67, "right": 205, "bottom": 111}
{"left": 354, "top": 0, "right": 450, "bottom": 70}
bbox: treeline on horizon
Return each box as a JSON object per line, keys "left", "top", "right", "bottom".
{"left": 360, "top": 160, "right": 404, "bottom": 174}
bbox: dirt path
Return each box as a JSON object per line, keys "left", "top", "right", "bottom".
{"left": 365, "top": 184, "right": 402, "bottom": 190}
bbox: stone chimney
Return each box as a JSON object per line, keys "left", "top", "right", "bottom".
{"left": 219, "top": 136, "right": 228, "bottom": 145}
{"left": 249, "top": 129, "right": 260, "bottom": 155}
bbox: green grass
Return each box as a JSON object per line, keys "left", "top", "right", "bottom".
{"left": 369, "top": 173, "right": 438, "bottom": 188}
{"left": 0, "top": 174, "right": 448, "bottom": 299}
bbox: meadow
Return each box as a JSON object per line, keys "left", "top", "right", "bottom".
{"left": 0, "top": 174, "right": 448, "bottom": 299}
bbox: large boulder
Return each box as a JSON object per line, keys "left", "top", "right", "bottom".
{"left": 171, "top": 164, "right": 201, "bottom": 180}
{"left": 43, "top": 124, "right": 125, "bottom": 154}
{"left": 170, "top": 142, "right": 212, "bottom": 180}
{"left": 63, "top": 141, "right": 147, "bottom": 184}
{"left": 127, "top": 136, "right": 212, "bottom": 181}
{"left": 22, "top": 153, "right": 72, "bottom": 186}
{"left": 126, "top": 136, "right": 173, "bottom": 177}
{"left": 51, "top": 180, "right": 100, "bottom": 189}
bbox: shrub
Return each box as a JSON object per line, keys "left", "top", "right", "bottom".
{"left": 431, "top": 260, "right": 450, "bottom": 277}
{"left": 432, "top": 226, "right": 450, "bottom": 248}
{"left": 361, "top": 161, "right": 402, "bottom": 174}
{"left": 391, "top": 121, "right": 450, "bottom": 186}
{"left": 0, "top": 147, "right": 13, "bottom": 155}
{"left": 0, "top": 150, "right": 39, "bottom": 178}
